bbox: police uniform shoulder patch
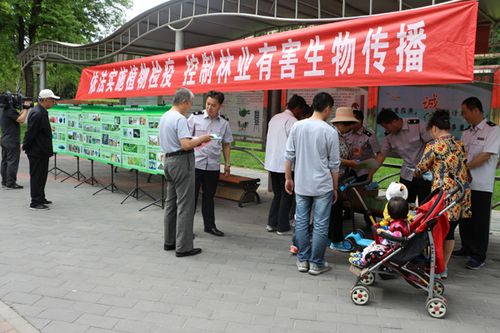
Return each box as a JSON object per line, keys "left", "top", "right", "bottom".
{"left": 407, "top": 119, "right": 420, "bottom": 125}
{"left": 192, "top": 110, "right": 204, "bottom": 115}
{"left": 362, "top": 129, "right": 372, "bottom": 137}
{"left": 220, "top": 114, "right": 228, "bottom": 121}
{"left": 487, "top": 121, "right": 496, "bottom": 127}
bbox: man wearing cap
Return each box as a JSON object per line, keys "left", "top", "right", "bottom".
{"left": 345, "top": 110, "right": 381, "bottom": 181}
{"left": 454, "top": 97, "right": 500, "bottom": 270}
{"left": 1, "top": 95, "right": 28, "bottom": 189}
{"left": 264, "top": 94, "right": 310, "bottom": 235}
{"left": 187, "top": 90, "right": 233, "bottom": 237}
{"left": 372, "top": 109, "right": 432, "bottom": 205}
{"left": 22, "top": 89, "right": 59, "bottom": 210}
{"left": 160, "top": 88, "right": 211, "bottom": 258}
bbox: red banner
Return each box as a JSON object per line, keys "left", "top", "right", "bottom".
{"left": 76, "top": 1, "right": 477, "bottom": 100}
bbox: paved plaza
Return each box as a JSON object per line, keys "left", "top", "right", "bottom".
{"left": 0, "top": 154, "right": 499, "bottom": 333}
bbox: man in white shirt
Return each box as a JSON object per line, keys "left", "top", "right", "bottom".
{"left": 454, "top": 97, "right": 500, "bottom": 270}
{"left": 264, "top": 94, "right": 310, "bottom": 234}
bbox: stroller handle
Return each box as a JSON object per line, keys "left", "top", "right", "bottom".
{"left": 339, "top": 177, "right": 372, "bottom": 192}
{"left": 371, "top": 225, "right": 407, "bottom": 243}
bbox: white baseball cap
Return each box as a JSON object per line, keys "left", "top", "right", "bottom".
{"left": 38, "top": 89, "right": 60, "bottom": 100}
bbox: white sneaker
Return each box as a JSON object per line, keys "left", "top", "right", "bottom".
{"left": 266, "top": 225, "right": 277, "bottom": 232}
{"left": 276, "top": 230, "right": 292, "bottom": 236}
{"left": 296, "top": 260, "right": 309, "bottom": 273}
{"left": 308, "top": 262, "right": 331, "bottom": 275}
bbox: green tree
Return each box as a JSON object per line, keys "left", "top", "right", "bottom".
{"left": 0, "top": 0, "right": 132, "bottom": 97}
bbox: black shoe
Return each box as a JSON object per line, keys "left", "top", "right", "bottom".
{"left": 452, "top": 248, "right": 469, "bottom": 257}
{"left": 42, "top": 200, "right": 53, "bottom": 205}
{"left": 6, "top": 183, "right": 23, "bottom": 190}
{"left": 163, "top": 244, "right": 175, "bottom": 251}
{"left": 29, "top": 204, "right": 50, "bottom": 210}
{"left": 204, "top": 227, "right": 224, "bottom": 237}
{"left": 175, "top": 248, "right": 202, "bottom": 257}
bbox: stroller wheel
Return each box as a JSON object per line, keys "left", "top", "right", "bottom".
{"left": 359, "top": 271, "right": 375, "bottom": 286}
{"left": 426, "top": 297, "right": 447, "bottom": 318}
{"left": 433, "top": 281, "right": 445, "bottom": 296}
{"left": 351, "top": 285, "right": 370, "bottom": 305}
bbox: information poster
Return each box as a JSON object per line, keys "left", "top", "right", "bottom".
{"left": 377, "top": 79, "right": 493, "bottom": 142}
{"left": 287, "top": 87, "right": 368, "bottom": 122}
{"left": 66, "top": 107, "right": 84, "bottom": 157}
{"left": 222, "top": 91, "right": 265, "bottom": 140}
{"left": 99, "top": 112, "right": 122, "bottom": 166}
{"left": 145, "top": 113, "right": 164, "bottom": 175}
{"left": 80, "top": 110, "right": 102, "bottom": 160}
{"left": 48, "top": 108, "right": 68, "bottom": 154}
{"left": 121, "top": 110, "right": 149, "bottom": 172}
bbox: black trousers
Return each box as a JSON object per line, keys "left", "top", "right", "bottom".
{"left": 268, "top": 172, "right": 294, "bottom": 232}
{"left": 28, "top": 155, "right": 49, "bottom": 205}
{"left": 1, "top": 143, "right": 20, "bottom": 186}
{"left": 400, "top": 177, "right": 432, "bottom": 205}
{"left": 194, "top": 169, "right": 220, "bottom": 230}
{"left": 459, "top": 190, "right": 492, "bottom": 262}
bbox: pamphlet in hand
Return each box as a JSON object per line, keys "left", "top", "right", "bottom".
{"left": 209, "top": 133, "right": 222, "bottom": 141}
{"left": 354, "top": 158, "right": 378, "bottom": 171}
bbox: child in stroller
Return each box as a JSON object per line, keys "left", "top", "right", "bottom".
{"left": 349, "top": 196, "right": 410, "bottom": 267}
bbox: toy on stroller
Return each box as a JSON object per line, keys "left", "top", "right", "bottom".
{"left": 348, "top": 183, "right": 465, "bottom": 319}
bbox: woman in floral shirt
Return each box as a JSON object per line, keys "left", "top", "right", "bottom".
{"left": 415, "top": 109, "right": 471, "bottom": 278}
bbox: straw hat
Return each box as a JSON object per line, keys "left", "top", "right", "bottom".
{"left": 330, "top": 107, "right": 359, "bottom": 123}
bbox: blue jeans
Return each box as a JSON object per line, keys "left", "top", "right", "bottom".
{"left": 295, "top": 192, "right": 333, "bottom": 266}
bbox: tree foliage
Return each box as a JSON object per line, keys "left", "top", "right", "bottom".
{"left": 0, "top": 0, "right": 132, "bottom": 97}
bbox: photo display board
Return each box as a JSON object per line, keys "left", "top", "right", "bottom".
{"left": 48, "top": 104, "right": 171, "bottom": 174}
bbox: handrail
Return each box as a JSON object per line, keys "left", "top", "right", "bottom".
{"left": 232, "top": 146, "right": 265, "bottom": 168}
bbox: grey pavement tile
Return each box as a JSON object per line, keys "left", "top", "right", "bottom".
{"left": 38, "top": 308, "right": 83, "bottom": 323}
{"left": 24, "top": 316, "right": 51, "bottom": 330}
{"left": 74, "top": 314, "right": 119, "bottom": 330}
{"left": 142, "top": 312, "right": 187, "bottom": 327}
{"left": 2, "top": 292, "right": 42, "bottom": 306}
{"left": 33, "top": 297, "right": 75, "bottom": 309}
{"left": 275, "top": 306, "right": 316, "bottom": 321}
{"left": 132, "top": 301, "right": 174, "bottom": 314}
{"left": 70, "top": 302, "right": 111, "bottom": 316}
{"left": 184, "top": 317, "right": 228, "bottom": 332}
{"left": 172, "top": 305, "right": 213, "bottom": 319}
{"left": 96, "top": 295, "right": 138, "bottom": 308}
{"left": 84, "top": 328, "right": 118, "bottom": 333}
{"left": 112, "top": 319, "right": 159, "bottom": 333}
{"left": 64, "top": 291, "right": 103, "bottom": 303}
{"left": 225, "top": 322, "right": 270, "bottom": 333}
{"left": 34, "top": 286, "right": 71, "bottom": 298}
{"left": 105, "top": 306, "right": 149, "bottom": 321}
{"left": 250, "top": 314, "right": 294, "bottom": 329}
{"left": 9, "top": 303, "right": 46, "bottom": 317}
{"left": 42, "top": 320, "right": 89, "bottom": 333}
{"left": 210, "top": 309, "right": 253, "bottom": 324}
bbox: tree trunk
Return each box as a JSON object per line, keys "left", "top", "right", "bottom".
{"left": 24, "top": 65, "right": 34, "bottom": 97}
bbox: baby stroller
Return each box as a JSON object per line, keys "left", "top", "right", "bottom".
{"left": 349, "top": 183, "right": 465, "bottom": 318}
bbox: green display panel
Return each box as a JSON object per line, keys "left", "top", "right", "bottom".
{"left": 49, "top": 104, "right": 170, "bottom": 174}
{"left": 48, "top": 107, "right": 68, "bottom": 154}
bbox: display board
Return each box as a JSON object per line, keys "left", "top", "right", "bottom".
{"left": 286, "top": 87, "right": 368, "bottom": 122}
{"left": 48, "top": 104, "right": 170, "bottom": 175}
{"left": 223, "top": 91, "right": 266, "bottom": 140}
{"left": 377, "top": 78, "right": 493, "bottom": 142}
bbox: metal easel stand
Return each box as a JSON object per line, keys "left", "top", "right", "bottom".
{"left": 48, "top": 153, "right": 71, "bottom": 180}
{"left": 139, "top": 175, "right": 166, "bottom": 211}
{"left": 60, "top": 156, "right": 86, "bottom": 183}
{"left": 120, "top": 169, "right": 155, "bottom": 204}
{"left": 93, "top": 163, "right": 121, "bottom": 195}
{"left": 74, "top": 159, "right": 99, "bottom": 188}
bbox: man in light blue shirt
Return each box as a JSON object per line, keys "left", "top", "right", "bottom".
{"left": 159, "top": 88, "right": 211, "bottom": 258}
{"left": 285, "top": 92, "right": 340, "bottom": 276}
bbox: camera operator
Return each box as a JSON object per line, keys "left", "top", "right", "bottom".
{"left": 23, "top": 89, "right": 59, "bottom": 210}
{"left": 1, "top": 94, "right": 29, "bottom": 189}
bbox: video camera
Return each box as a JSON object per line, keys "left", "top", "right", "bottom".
{"left": 0, "top": 92, "right": 35, "bottom": 110}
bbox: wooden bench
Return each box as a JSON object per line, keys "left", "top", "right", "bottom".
{"left": 215, "top": 174, "right": 261, "bottom": 207}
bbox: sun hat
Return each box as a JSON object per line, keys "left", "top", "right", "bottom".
{"left": 330, "top": 107, "right": 359, "bottom": 123}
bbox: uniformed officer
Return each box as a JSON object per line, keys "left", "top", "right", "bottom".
{"left": 188, "top": 90, "right": 233, "bottom": 237}
{"left": 344, "top": 109, "right": 381, "bottom": 181}
{"left": 1, "top": 95, "right": 28, "bottom": 189}
{"left": 23, "top": 89, "right": 59, "bottom": 210}
{"left": 454, "top": 97, "right": 500, "bottom": 270}
{"left": 373, "top": 108, "right": 432, "bottom": 204}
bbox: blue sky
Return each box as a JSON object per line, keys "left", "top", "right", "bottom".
{"left": 127, "top": 0, "right": 168, "bottom": 21}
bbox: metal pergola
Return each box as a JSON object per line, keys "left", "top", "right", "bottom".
{"left": 18, "top": 0, "right": 499, "bottom": 75}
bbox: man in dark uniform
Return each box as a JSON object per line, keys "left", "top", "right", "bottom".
{"left": 1, "top": 94, "right": 28, "bottom": 189}
{"left": 23, "top": 89, "right": 59, "bottom": 210}
{"left": 373, "top": 108, "right": 432, "bottom": 205}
